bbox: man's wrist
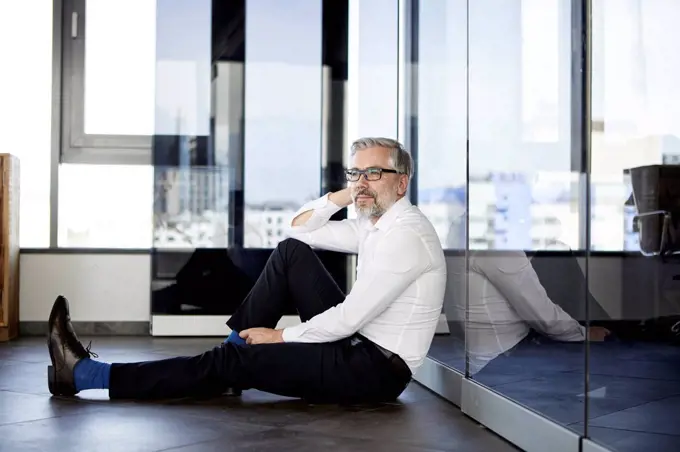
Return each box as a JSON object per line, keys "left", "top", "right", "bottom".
{"left": 277, "top": 328, "right": 285, "bottom": 343}
{"left": 328, "top": 188, "right": 352, "bottom": 207}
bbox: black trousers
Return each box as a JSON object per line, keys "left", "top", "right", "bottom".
{"left": 109, "top": 238, "right": 412, "bottom": 403}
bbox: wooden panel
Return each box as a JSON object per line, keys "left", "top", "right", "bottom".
{"left": 0, "top": 154, "right": 20, "bottom": 342}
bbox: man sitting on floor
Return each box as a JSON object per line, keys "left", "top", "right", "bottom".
{"left": 46, "top": 137, "right": 447, "bottom": 403}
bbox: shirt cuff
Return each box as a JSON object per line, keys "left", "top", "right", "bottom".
{"left": 579, "top": 323, "right": 587, "bottom": 339}
{"left": 310, "top": 193, "right": 343, "bottom": 216}
{"left": 281, "top": 324, "right": 306, "bottom": 343}
{"left": 289, "top": 193, "right": 343, "bottom": 227}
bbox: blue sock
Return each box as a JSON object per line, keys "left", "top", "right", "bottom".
{"left": 73, "top": 358, "right": 111, "bottom": 391}
{"left": 224, "top": 330, "right": 246, "bottom": 345}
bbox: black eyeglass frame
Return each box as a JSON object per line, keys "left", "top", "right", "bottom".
{"left": 344, "top": 167, "right": 404, "bottom": 182}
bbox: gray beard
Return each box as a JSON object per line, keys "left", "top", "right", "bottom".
{"left": 355, "top": 201, "right": 386, "bottom": 218}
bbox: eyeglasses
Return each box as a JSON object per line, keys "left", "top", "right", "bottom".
{"left": 345, "top": 167, "right": 403, "bottom": 182}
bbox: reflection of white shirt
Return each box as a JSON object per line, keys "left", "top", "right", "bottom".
{"left": 448, "top": 250, "right": 586, "bottom": 374}
{"left": 282, "top": 195, "right": 447, "bottom": 372}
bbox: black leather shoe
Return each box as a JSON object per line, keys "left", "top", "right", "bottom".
{"left": 47, "top": 295, "right": 98, "bottom": 396}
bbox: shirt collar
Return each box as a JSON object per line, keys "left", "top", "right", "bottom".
{"left": 367, "top": 196, "right": 411, "bottom": 231}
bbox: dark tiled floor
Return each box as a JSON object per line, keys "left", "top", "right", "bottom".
{"left": 0, "top": 337, "right": 517, "bottom": 452}
{"left": 429, "top": 334, "right": 680, "bottom": 452}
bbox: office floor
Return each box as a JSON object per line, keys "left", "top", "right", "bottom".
{"left": 429, "top": 333, "right": 680, "bottom": 452}
{"left": 0, "top": 337, "right": 516, "bottom": 452}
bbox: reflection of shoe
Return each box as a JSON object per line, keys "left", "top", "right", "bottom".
{"left": 47, "top": 296, "right": 98, "bottom": 396}
{"left": 223, "top": 387, "right": 242, "bottom": 396}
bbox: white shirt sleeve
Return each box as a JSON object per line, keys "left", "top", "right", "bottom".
{"left": 476, "top": 252, "right": 586, "bottom": 342}
{"left": 285, "top": 193, "right": 360, "bottom": 254}
{"left": 282, "top": 228, "right": 430, "bottom": 343}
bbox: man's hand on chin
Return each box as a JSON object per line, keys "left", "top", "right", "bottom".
{"left": 239, "top": 328, "right": 284, "bottom": 345}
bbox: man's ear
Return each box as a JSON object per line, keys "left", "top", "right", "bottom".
{"left": 398, "top": 175, "right": 409, "bottom": 195}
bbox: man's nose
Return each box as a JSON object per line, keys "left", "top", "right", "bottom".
{"left": 356, "top": 177, "right": 370, "bottom": 188}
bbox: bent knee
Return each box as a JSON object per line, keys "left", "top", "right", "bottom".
{"left": 277, "top": 237, "right": 312, "bottom": 254}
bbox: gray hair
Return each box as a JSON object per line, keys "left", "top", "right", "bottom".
{"left": 350, "top": 137, "right": 414, "bottom": 179}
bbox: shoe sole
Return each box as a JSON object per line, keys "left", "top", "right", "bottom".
{"left": 46, "top": 296, "right": 75, "bottom": 397}
{"left": 47, "top": 364, "right": 76, "bottom": 397}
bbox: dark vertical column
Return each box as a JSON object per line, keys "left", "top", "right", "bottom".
{"left": 571, "top": 0, "right": 587, "bottom": 169}
{"left": 572, "top": 0, "right": 589, "bottom": 250}
{"left": 402, "top": 0, "right": 419, "bottom": 205}
{"left": 322, "top": 0, "right": 349, "bottom": 201}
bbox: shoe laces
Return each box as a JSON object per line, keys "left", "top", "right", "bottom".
{"left": 83, "top": 341, "right": 99, "bottom": 359}
{"left": 58, "top": 339, "right": 98, "bottom": 364}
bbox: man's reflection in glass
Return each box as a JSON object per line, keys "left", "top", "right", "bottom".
{"left": 450, "top": 248, "right": 611, "bottom": 375}
{"left": 445, "top": 176, "right": 609, "bottom": 375}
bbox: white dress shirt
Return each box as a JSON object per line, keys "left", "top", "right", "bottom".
{"left": 448, "top": 250, "right": 586, "bottom": 374}
{"left": 281, "top": 194, "right": 447, "bottom": 372}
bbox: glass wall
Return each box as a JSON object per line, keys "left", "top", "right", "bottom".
{"left": 150, "top": 0, "right": 351, "bottom": 318}
{"left": 466, "top": 0, "right": 590, "bottom": 436}
{"left": 585, "top": 1, "right": 680, "bottom": 451}
{"left": 140, "top": 0, "right": 679, "bottom": 448}
{"left": 410, "top": 0, "right": 468, "bottom": 373}
{"left": 242, "top": 0, "right": 323, "bottom": 249}
{"left": 346, "top": 0, "right": 400, "bottom": 221}
{"left": 409, "top": 0, "right": 593, "bottom": 436}
{"left": 406, "top": 0, "right": 680, "bottom": 449}
{"left": 150, "top": 0, "right": 231, "bottom": 315}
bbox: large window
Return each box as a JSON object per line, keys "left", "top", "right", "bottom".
{"left": 413, "top": 0, "right": 580, "bottom": 252}
{"left": 58, "top": 164, "right": 153, "bottom": 248}
{"left": 57, "top": 0, "right": 215, "bottom": 249}
{"left": 53, "top": 0, "right": 665, "bottom": 255}
{"left": 243, "top": 0, "right": 324, "bottom": 248}
{"left": 469, "top": 0, "right": 579, "bottom": 252}
{"left": 0, "top": 1, "right": 54, "bottom": 247}
{"left": 61, "top": 0, "right": 156, "bottom": 164}
{"left": 590, "top": 0, "right": 680, "bottom": 252}
{"left": 151, "top": 0, "right": 216, "bottom": 250}
{"left": 408, "top": 0, "right": 468, "bottom": 250}
{"left": 346, "top": 0, "right": 400, "bottom": 220}
{"left": 82, "top": 0, "right": 155, "bottom": 137}
{"left": 347, "top": 0, "right": 400, "bottom": 140}
{"left": 54, "top": 0, "right": 160, "bottom": 248}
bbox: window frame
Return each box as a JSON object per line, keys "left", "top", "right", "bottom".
{"left": 59, "top": 0, "right": 152, "bottom": 166}
{"left": 50, "top": 0, "right": 64, "bottom": 247}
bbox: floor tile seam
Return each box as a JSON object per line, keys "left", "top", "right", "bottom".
{"left": 578, "top": 373, "right": 680, "bottom": 383}
{"left": 491, "top": 390, "right": 680, "bottom": 401}
{"left": 163, "top": 403, "right": 390, "bottom": 428}
{"left": 0, "top": 409, "right": 96, "bottom": 429}
{"left": 0, "top": 359, "right": 49, "bottom": 364}
{"left": 0, "top": 388, "right": 51, "bottom": 397}
{"left": 585, "top": 424, "right": 680, "bottom": 438}
{"left": 0, "top": 405, "right": 280, "bottom": 433}
{"left": 0, "top": 391, "right": 288, "bottom": 427}
{"left": 583, "top": 394, "right": 680, "bottom": 422}
{"left": 279, "top": 422, "right": 480, "bottom": 449}
{"left": 148, "top": 426, "right": 282, "bottom": 452}
{"left": 126, "top": 401, "right": 351, "bottom": 428}
{"left": 487, "top": 377, "right": 680, "bottom": 393}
